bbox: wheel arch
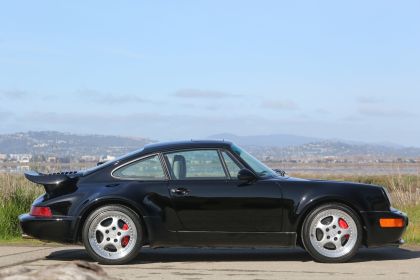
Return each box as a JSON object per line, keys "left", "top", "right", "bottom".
{"left": 74, "top": 197, "right": 149, "bottom": 244}
{"left": 295, "top": 198, "right": 367, "bottom": 246}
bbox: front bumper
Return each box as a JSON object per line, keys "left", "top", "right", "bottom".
{"left": 19, "top": 214, "right": 76, "bottom": 243}
{"left": 360, "top": 207, "right": 409, "bottom": 247}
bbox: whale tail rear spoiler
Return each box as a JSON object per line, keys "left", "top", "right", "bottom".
{"left": 24, "top": 171, "right": 79, "bottom": 197}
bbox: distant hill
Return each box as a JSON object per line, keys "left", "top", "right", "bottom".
{"left": 1, "top": 131, "right": 420, "bottom": 161}
{"left": 208, "top": 133, "right": 321, "bottom": 147}
{"left": 0, "top": 131, "right": 154, "bottom": 157}
{"left": 208, "top": 133, "right": 420, "bottom": 159}
{"left": 246, "top": 140, "right": 420, "bottom": 160}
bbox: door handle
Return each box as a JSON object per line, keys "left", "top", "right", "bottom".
{"left": 170, "top": 187, "right": 190, "bottom": 196}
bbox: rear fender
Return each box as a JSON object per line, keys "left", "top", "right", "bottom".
{"left": 73, "top": 196, "right": 149, "bottom": 243}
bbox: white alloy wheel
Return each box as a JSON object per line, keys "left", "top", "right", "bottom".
{"left": 302, "top": 203, "right": 362, "bottom": 263}
{"left": 82, "top": 205, "right": 143, "bottom": 264}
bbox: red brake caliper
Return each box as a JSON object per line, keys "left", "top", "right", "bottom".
{"left": 121, "top": 223, "right": 130, "bottom": 247}
{"left": 338, "top": 218, "right": 350, "bottom": 240}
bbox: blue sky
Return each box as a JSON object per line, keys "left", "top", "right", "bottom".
{"left": 0, "top": 1, "right": 419, "bottom": 146}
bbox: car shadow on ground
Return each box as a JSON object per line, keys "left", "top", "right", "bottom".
{"left": 46, "top": 246, "right": 420, "bottom": 265}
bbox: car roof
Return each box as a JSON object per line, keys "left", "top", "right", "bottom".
{"left": 143, "top": 139, "right": 233, "bottom": 153}
{"left": 82, "top": 140, "right": 235, "bottom": 176}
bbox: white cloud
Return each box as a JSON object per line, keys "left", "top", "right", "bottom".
{"left": 173, "top": 89, "right": 241, "bottom": 99}
{"left": 0, "top": 89, "right": 28, "bottom": 99}
{"left": 76, "top": 89, "right": 150, "bottom": 104}
{"left": 261, "top": 99, "right": 298, "bottom": 110}
{"left": 357, "top": 96, "right": 383, "bottom": 104}
{"left": 0, "top": 111, "right": 12, "bottom": 120}
{"left": 358, "top": 105, "right": 415, "bottom": 118}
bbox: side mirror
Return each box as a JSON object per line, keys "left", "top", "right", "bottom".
{"left": 273, "top": 168, "right": 286, "bottom": 177}
{"left": 237, "top": 168, "right": 257, "bottom": 182}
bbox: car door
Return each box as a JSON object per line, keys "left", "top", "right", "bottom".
{"left": 163, "top": 149, "right": 283, "bottom": 233}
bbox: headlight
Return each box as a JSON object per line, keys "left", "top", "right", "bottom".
{"left": 382, "top": 187, "right": 392, "bottom": 206}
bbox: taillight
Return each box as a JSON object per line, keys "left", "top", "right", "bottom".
{"left": 30, "top": 206, "right": 52, "bottom": 218}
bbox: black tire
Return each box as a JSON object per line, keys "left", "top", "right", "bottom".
{"left": 301, "top": 203, "right": 362, "bottom": 263}
{"left": 82, "top": 205, "right": 143, "bottom": 265}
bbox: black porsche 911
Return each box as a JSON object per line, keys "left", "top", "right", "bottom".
{"left": 19, "top": 140, "right": 408, "bottom": 264}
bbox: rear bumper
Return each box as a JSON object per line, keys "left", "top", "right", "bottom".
{"left": 19, "top": 214, "right": 76, "bottom": 243}
{"left": 360, "top": 208, "right": 409, "bottom": 247}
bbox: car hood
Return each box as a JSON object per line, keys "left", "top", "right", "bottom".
{"left": 279, "top": 175, "right": 383, "bottom": 189}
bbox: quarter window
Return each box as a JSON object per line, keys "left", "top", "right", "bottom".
{"left": 164, "top": 150, "right": 227, "bottom": 179}
{"left": 113, "top": 155, "right": 166, "bottom": 180}
{"left": 221, "top": 151, "right": 242, "bottom": 179}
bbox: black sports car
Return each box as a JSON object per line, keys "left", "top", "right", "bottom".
{"left": 19, "top": 140, "right": 408, "bottom": 264}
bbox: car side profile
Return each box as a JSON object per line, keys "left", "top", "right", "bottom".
{"left": 19, "top": 140, "right": 408, "bottom": 264}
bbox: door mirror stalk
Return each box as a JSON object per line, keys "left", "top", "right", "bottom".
{"left": 237, "top": 168, "right": 257, "bottom": 183}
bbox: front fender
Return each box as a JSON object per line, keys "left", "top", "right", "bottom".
{"left": 290, "top": 193, "right": 365, "bottom": 234}
{"left": 296, "top": 193, "right": 364, "bottom": 217}
{"left": 280, "top": 180, "right": 388, "bottom": 233}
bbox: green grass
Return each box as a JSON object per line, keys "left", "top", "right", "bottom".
{"left": 399, "top": 205, "right": 420, "bottom": 244}
{"left": 0, "top": 173, "right": 418, "bottom": 244}
{"left": 0, "top": 237, "right": 59, "bottom": 246}
{"left": 0, "top": 174, "right": 43, "bottom": 240}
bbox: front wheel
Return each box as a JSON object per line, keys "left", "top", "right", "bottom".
{"left": 82, "top": 205, "right": 143, "bottom": 264}
{"left": 301, "top": 203, "right": 362, "bottom": 263}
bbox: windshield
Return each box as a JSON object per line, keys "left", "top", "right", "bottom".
{"left": 231, "top": 144, "right": 277, "bottom": 177}
{"left": 82, "top": 148, "right": 144, "bottom": 175}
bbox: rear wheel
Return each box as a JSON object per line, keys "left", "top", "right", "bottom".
{"left": 82, "top": 205, "right": 143, "bottom": 264}
{"left": 301, "top": 203, "right": 362, "bottom": 263}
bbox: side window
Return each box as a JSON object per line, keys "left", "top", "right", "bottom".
{"left": 113, "top": 155, "right": 166, "bottom": 180}
{"left": 221, "top": 151, "right": 242, "bottom": 179}
{"left": 164, "top": 150, "right": 227, "bottom": 179}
